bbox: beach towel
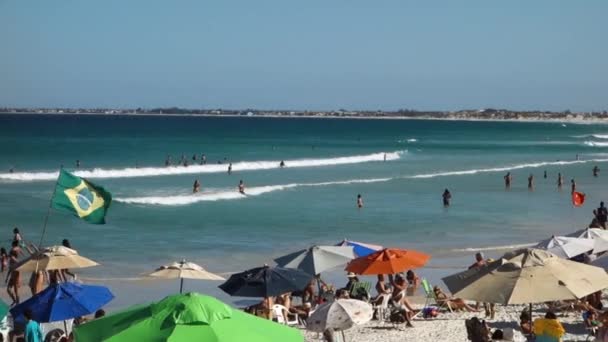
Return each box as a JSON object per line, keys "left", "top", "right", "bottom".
{"left": 533, "top": 318, "right": 565, "bottom": 342}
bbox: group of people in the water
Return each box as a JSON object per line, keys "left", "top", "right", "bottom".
{"left": 503, "top": 165, "right": 599, "bottom": 193}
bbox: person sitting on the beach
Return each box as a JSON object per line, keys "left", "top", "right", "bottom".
{"left": 533, "top": 311, "right": 565, "bottom": 342}
{"left": 406, "top": 270, "right": 421, "bottom": 289}
{"left": 584, "top": 310, "right": 600, "bottom": 335}
{"left": 342, "top": 272, "right": 360, "bottom": 296}
{"left": 520, "top": 309, "right": 532, "bottom": 335}
{"left": 391, "top": 274, "right": 416, "bottom": 327}
{"left": 465, "top": 317, "right": 490, "bottom": 342}
{"left": 238, "top": 180, "right": 245, "bottom": 194}
{"left": 276, "top": 292, "right": 308, "bottom": 317}
{"left": 433, "top": 286, "right": 477, "bottom": 312}
{"left": 590, "top": 210, "right": 602, "bottom": 229}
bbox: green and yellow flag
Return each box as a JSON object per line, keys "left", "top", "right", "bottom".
{"left": 51, "top": 169, "right": 112, "bottom": 224}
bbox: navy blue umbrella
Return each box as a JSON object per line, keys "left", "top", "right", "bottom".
{"left": 10, "top": 282, "right": 114, "bottom": 323}
{"left": 219, "top": 265, "right": 313, "bottom": 298}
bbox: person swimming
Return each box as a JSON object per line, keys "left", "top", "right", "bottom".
{"left": 357, "top": 194, "right": 363, "bottom": 208}
{"left": 442, "top": 189, "right": 451, "bottom": 207}
{"left": 528, "top": 174, "right": 534, "bottom": 190}
{"left": 193, "top": 180, "right": 201, "bottom": 193}
{"left": 238, "top": 180, "right": 245, "bottom": 194}
{"left": 279, "top": 160, "right": 285, "bottom": 168}
{"left": 504, "top": 172, "right": 512, "bottom": 188}
{"left": 593, "top": 166, "right": 600, "bottom": 177}
{"left": 228, "top": 163, "right": 232, "bottom": 174}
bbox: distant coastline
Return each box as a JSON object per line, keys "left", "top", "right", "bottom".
{"left": 2, "top": 107, "right": 608, "bottom": 124}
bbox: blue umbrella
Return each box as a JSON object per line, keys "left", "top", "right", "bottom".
{"left": 10, "top": 282, "right": 114, "bottom": 323}
{"left": 335, "top": 239, "right": 383, "bottom": 258}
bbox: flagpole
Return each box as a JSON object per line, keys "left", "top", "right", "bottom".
{"left": 38, "top": 169, "right": 61, "bottom": 249}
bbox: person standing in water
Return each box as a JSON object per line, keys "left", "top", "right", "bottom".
{"left": 228, "top": 163, "right": 232, "bottom": 175}
{"left": 544, "top": 170, "right": 547, "bottom": 179}
{"left": 571, "top": 179, "right": 576, "bottom": 194}
{"left": 528, "top": 174, "right": 534, "bottom": 190}
{"left": 442, "top": 189, "right": 452, "bottom": 207}
{"left": 357, "top": 194, "right": 363, "bottom": 208}
{"left": 76, "top": 160, "right": 81, "bottom": 168}
{"left": 201, "top": 154, "right": 207, "bottom": 165}
{"left": 193, "top": 180, "right": 201, "bottom": 193}
{"left": 238, "top": 180, "right": 245, "bottom": 194}
{"left": 279, "top": 160, "right": 285, "bottom": 168}
{"left": 593, "top": 166, "right": 600, "bottom": 177}
{"left": 557, "top": 173, "right": 564, "bottom": 189}
{"left": 504, "top": 172, "right": 512, "bottom": 189}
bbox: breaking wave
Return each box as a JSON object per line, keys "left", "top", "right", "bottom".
{"left": 584, "top": 141, "right": 608, "bottom": 147}
{"left": 0, "top": 151, "right": 405, "bottom": 182}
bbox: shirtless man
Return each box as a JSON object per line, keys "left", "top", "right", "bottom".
{"left": 504, "top": 172, "right": 512, "bottom": 189}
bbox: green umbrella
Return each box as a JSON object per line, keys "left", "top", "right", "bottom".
{"left": 74, "top": 292, "right": 303, "bottom": 342}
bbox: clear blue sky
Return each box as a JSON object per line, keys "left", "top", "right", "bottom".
{"left": 0, "top": 0, "right": 606, "bottom": 111}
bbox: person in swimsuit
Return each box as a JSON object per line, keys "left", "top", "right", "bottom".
{"left": 544, "top": 170, "right": 547, "bottom": 179}
{"left": 0, "top": 248, "right": 7, "bottom": 273}
{"left": 6, "top": 250, "right": 20, "bottom": 305}
{"left": 571, "top": 179, "right": 576, "bottom": 194}
{"left": 228, "top": 163, "right": 232, "bottom": 175}
{"left": 528, "top": 174, "right": 534, "bottom": 190}
{"left": 201, "top": 154, "right": 206, "bottom": 165}
{"left": 165, "top": 155, "right": 171, "bottom": 166}
{"left": 76, "top": 160, "right": 81, "bottom": 168}
{"left": 594, "top": 166, "right": 600, "bottom": 177}
{"left": 193, "top": 180, "right": 201, "bottom": 193}
{"left": 192, "top": 154, "right": 197, "bottom": 161}
{"left": 357, "top": 194, "right": 363, "bottom": 208}
{"left": 442, "top": 189, "right": 452, "bottom": 207}
{"left": 13, "top": 228, "right": 22, "bottom": 247}
{"left": 504, "top": 172, "right": 512, "bottom": 188}
{"left": 238, "top": 180, "right": 245, "bottom": 194}
{"left": 557, "top": 173, "right": 564, "bottom": 189}
{"left": 279, "top": 160, "right": 285, "bottom": 168}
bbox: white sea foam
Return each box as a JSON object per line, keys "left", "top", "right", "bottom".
{"left": 115, "top": 177, "right": 392, "bottom": 205}
{"left": 450, "top": 243, "right": 536, "bottom": 252}
{"left": 573, "top": 134, "right": 608, "bottom": 139}
{"left": 407, "top": 158, "right": 608, "bottom": 179}
{"left": 0, "top": 151, "right": 404, "bottom": 182}
{"left": 585, "top": 141, "right": 608, "bottom": 147}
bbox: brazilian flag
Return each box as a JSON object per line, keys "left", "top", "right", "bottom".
{"left": 51, "top": 169, "right": 112, "bottom": 224}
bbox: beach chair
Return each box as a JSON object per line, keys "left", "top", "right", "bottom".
{"left": 422, "top": 278, "right": 453, "bottom": 313}
{"left": 372, "top": 293, "right": 392, "bottom": 324}
{"left": 350, "top": 281, "right": 372, "bottom": 301}
{"left": 272, "top": 304, "right": 299, "bottom": 326}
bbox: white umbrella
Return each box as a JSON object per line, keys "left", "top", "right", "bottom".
{"left": 148, "top": 260, "right": 225, "bottom": 293}
{"left": 592, "top": 255, "right": 608, "bottom": 270}
{"left": 306, "top": 299, "right": 373, "bottom": 340}
{"left": 16, "top": 246, "right": 99, "bottom": 272}
{"left": 567, "top": 228, "right": 608, "bottom": 254}
{"left": 535, "top": 235, "right": 595, "bottom": 259}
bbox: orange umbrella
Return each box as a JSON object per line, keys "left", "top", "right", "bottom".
{"left": 345, "top": 248, "right": 430, "bottom": 275}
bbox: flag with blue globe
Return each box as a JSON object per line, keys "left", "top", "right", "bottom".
{"left": 51, "top": 169, "right": 112, "bottom": 224}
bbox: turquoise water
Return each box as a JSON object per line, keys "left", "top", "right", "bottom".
{"left": 1, "top": 114, "right": 607, "bottom": 307}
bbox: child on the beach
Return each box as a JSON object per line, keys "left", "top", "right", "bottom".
{"left": 0, "top": 248, "right": 7, "bottom": 272}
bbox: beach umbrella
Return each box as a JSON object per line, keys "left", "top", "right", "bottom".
{"left": 345, "top": 248, "right": 430, "bottom": 275}
{"left": 10, "top": 282, "right": 114, "bottom": 323}
{"left": 535, "top": 235, "right": 594, "bottom": 259}
{"left": 306, "top": 299, "right": 373, "bottom": 341}
{"left": 219, "top": 265, "right": 313, "bottom": 298}
{"left": 15, "top": 245, "right": 99, "bottom": 272}
{"left": 73, "top": 292, "right": 303, "bottom": 342}
{"left": 335, "top": 239, "right": 383, "bottom": 258}
{"left": 148, "top": 259, "right": 225, "bottom": 293}
{"left": 591, "top": 255, "right": 608, "bottom": 271}
{"left": 442, "top": 248, "right": 608, "bottom": 305}
{"left": 274, "top": 245, "right": 356, "bottom": 275}
{"left": 567, "top": 228, "right": 608, "bottom": 254}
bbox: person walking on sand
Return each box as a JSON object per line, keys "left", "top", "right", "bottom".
{"left": 557, "top": 173, "right": 564, "bottom": 189}
{"left": 442, "top": 189, "right": 452, "bottom": 207}
{"left": 238, "top": 180, "right": 245, "bottom": 194}
{"left": 571, "top": 179, "right": 576, "bottom": 194}
{"left": 228, "top": 163, "right": 232, "bottom": 175}
{"left": 357, "top": 194, "right": 363, "bottom": 208}
{"left": 594, "top": 166, "right": 600, "bottom": 177}
{"left": 528, "top": 174, "right": 534, "bottom": 190}
{"left": 193, "top": 180, "right": 201, "bottom": 193}
{"left": 504, "top": 172, "right": 512, "bottom": 189}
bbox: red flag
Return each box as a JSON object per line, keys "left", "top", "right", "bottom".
{"left": 572, "top": 191, "right": 585, "bottom": 207}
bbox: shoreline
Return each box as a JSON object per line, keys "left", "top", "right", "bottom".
{"left": 2, "top": 111, "right": 608, "bottom": 125}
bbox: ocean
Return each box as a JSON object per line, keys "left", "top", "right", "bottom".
{"left": 1, "top": 114, "right": 607, "bottom": 308}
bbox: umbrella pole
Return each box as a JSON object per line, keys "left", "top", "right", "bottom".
{"left": 38, "top": 173, "right": 60, "bottom": 249}
{"left": 180, "top": 278, "right": 184, "bottom": 294}
{"left": 341, "top": 330, "right": 346, "bottom": 342}
{"left": 63, "top": 320, "right": 68, "bottom": 336}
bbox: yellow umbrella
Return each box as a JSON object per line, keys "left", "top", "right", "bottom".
{"left": 148, "top": 260, "right": 225, "bottom": 293}
{"left": 16, "top": 246, "right": 99, "bottom": 272}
